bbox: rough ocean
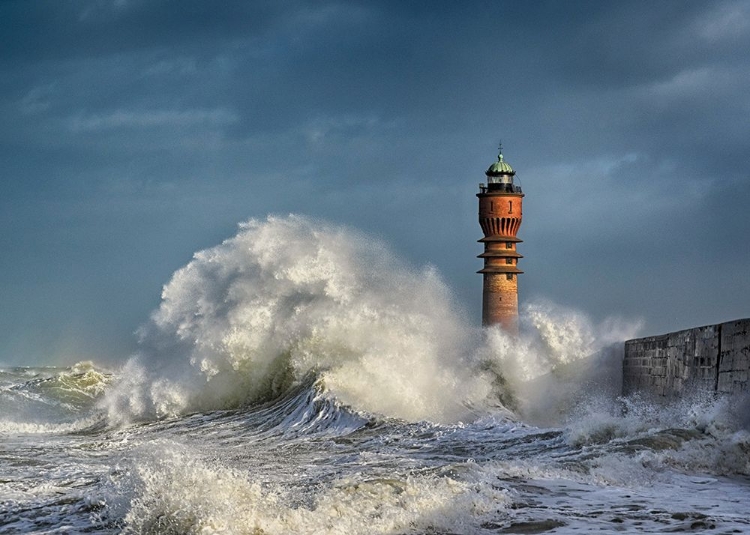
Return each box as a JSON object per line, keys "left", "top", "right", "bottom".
{"left": 2, "top": 216, "right": 749, "bottom": 534}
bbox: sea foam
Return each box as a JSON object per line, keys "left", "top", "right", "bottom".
{"left": 115, "top": 440, "right": 511, "bottom": 535}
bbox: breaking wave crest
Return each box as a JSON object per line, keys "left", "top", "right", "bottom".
{"left": 99, "top": 215, "right": 642, "bottom": 426}
{"left": 0, "top": 362, "right": 111, "bottom": 433}
{"left": 564, "top": 390, "right": 750, "bottom": 477}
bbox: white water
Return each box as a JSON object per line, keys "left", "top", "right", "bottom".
{"left": 102, "top": 215, "right": 641, "bottom": 426}
{"left": 2, "top": 215, "right": 749, "bottom": 534}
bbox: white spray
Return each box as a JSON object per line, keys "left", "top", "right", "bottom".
{"left": 101, "top": 215, "right": 642, "bottom": 425}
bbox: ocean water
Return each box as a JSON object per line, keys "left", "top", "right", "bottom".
{"left": 2, "top": 215, "right": 749, "bottom": 534}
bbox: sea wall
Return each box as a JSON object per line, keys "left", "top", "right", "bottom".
{"left": 623, "top": 318, "right": 750, "bottom": 397}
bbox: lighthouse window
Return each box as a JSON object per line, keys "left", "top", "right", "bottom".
{"left": 506, "top": 242, "right": 512, "bottom": 249}
{"left": 506, "top": 274, "right": 514, "bottom": 280}
{"left": 509, "top": 201, "right": 513, "bottom": 214}
{"left": 506, "top": 258, "right": 513, "bottom": 265}
{"left": 490, "top": 201, "right": 494, "bottom": 213}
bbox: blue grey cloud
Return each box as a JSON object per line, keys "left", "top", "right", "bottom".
{"left": 1, "top": 0, "right": 748, "bottom": 364}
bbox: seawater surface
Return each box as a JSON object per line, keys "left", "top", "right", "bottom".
{"left": 2, "top": 216, "right": 749, "bottom": 533}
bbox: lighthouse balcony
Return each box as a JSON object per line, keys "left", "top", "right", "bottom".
{"left": 477, "top": 266, "right": 524, "bottom": 274}
{"left": 478, "top": 236, "right": 523, "bottom": 243}
{"left": 478, "top": 251, "right": 524, "bottom": 259}
{"left": 478, "top": 183, "right": 523, "bottom": 194}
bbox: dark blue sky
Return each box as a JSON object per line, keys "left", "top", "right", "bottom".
{"left": 1, "top": 0, "right": 749, "bottom": 365}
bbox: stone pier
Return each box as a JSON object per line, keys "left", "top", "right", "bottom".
{"left": 623, "top": 318, "right": 750, "bottom": 397}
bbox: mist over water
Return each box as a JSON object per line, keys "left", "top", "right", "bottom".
{"left": 3, "top": 215, "right": 749, "bottom": 534}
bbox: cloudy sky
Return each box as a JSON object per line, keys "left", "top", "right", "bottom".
{"left": 1, "top": 0, "right": 749, "bottom": 365}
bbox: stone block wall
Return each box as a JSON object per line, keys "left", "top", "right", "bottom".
{"left": 623, "top": 318, "right": 750, "bottom": 397}
{"left": 718, "top": 319, "right": 750, "bottom": 394}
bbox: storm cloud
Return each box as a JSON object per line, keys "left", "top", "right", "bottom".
{"left": 1, "top": 0, "right": 748, "bottom": 364}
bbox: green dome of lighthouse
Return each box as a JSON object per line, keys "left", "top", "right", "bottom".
{"left": 486, "top": 152, "right": 515, "bottom": 176}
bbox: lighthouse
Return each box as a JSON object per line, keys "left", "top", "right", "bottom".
{"left": 477, "top": 145, "right": 524, "bottom": 334}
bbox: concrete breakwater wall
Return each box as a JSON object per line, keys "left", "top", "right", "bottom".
{"left": 623, "top": 318, "right": 750, "bottom": 397}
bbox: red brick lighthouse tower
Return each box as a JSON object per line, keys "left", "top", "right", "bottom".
{"left": 477, "top": 145, "right": 524, "bottom": 334}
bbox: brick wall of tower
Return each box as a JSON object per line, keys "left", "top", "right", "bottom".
{"left": 482, "top": 273, "right": 519, "bottom": 332}
{"left": 478, "top": 195, "right": 523, "bottom": 233}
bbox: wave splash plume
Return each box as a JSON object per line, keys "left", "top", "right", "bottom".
{"left": 104, "top": 215, "right": 489, "bottom": 424}
{"left": 102, "top": 215, "right": 639, "bottom": 426}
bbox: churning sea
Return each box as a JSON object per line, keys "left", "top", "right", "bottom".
{"left": 2, "top": 216, "right": 749, "bottom": 534}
